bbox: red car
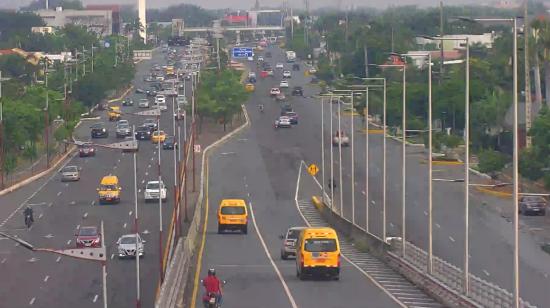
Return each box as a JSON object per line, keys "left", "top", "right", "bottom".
{"left": 76, "top": 226, "right": 101, "bottom": 248}
{"left": 79, "top": 143, "right": 96, "bottom": 157}
{"left": 260, "top": 70, "right": 269, "bottom": 78}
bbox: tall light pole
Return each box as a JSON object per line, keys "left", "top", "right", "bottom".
{"left": 43, "top": 59, "right": 50, "bottom": 169}
{"left": 423, "top": 35, "right": 470, "bottom": 292}
{"left": 156, "top": 104, "right": 164, "bottom": 283}
{"left": 132, "top": 126, "right": 141, "bottom": 308}
{"left": 350, "top": 77, "right": 387, "bottom": 234}
{"left": 0, "top": 70, "right": 4, "bottom": 188}
{"left": 321, "top": 96, "right": 326, "bottom": 204}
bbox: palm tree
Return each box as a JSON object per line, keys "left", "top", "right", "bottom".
{"left": 532, "top": 17, "right": 550, "bottom": 108}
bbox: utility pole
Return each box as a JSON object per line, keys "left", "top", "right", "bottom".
{"left": 216, "top": 38, "right": 221, "bottom": 71}
{"left": 114, "top": 40, "right": 118, "bottom": 67}
{"left": 0, "top": 70, "right": 4, "bottom": 188}
{"left": 82, "top": 46, "right": 86, "bottom": 76}
{"left": 44, "top": 61, "right": 50, "bottom": 169}
{"left": 364, "top": 42, "right": 369, "bottom": 78}
{"left": 91, "top": 44, "right": 95, "bottom": 73}
{"left": 524, "top": 0, "right": 532, "bottom": 147}
{"left": 439, "top": 1, "right": 444, "bottom": 85}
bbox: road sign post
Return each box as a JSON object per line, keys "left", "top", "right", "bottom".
{"left": 308, "top": 164, "right": 319, "bottom": 176}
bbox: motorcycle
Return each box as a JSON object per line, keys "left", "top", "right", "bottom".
{"left": 25, "top": 214, "right": 33, "bottom": 229}
{"left": 201, "top": 279, "right": 226, "bottom": 308}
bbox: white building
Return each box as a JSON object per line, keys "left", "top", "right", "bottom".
{"left": 35, "top": 7, "right": 113, "bottom": 36}
{"left": 416, "top": 33, "right": 496, "bottom": 51}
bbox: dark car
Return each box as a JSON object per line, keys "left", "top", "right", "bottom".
{"left": 91, "top": 123, "right": 108, "bottom": 138}
{"left": 519, "top": 196, "right": 547, "bottom": 216}
{"left": 122, "top": 99, "right": 134, "bottom": 106}
{"left": 146, "top": 90, "right": 157, "bottom": 97}
{"left": 76, "top": 226, "right": 101, "bottom": 248}
{"left": 292, "top": 63, "right": 300, "bottom": 71}
{"left": 283, "top": 111, "right": 298, "bottom": 124}
{"left": 292, "top": 86, "right": 303, "bottom": 96}
{"left": 248, "top": 76, "right": 257, "bottom": 84}
{"left": 280, "top": 104, "right": 293, "bottom": 114}
{"left": 143, "top": 119, "right": 158, "bottom": 132}
{"left": 135, "top": 88, "right": 145, "bottom": 94}
{"left": 262, "top": 62, "right": 271, "bottom": 69}
{"left": 79, "top": 142, "right": 96, "bottom": 157}
{"left": 135, "top": 125, "right": 152, "bottom": 140}
{"left": 162, "top": 136, "right": 177, "bottom": 150}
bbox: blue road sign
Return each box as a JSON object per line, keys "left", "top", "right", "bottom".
{"left": 232, "top": 47, "right": 253, "bottom": 58}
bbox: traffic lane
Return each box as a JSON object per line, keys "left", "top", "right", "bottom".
{"left": 241, "top": 117, "right": 402, "bottom": 308}
{"left": 195, "top": 139, "right": 292, "bottom": 308}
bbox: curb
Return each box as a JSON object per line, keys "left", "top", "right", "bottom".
{"left": 108, "top": 85, "right": 134, "bottom": 103}
{"left": 432, "top": 160, "right": 464, "bottom": 166}
{"left": 474, "top": 186, "right": 512, "bottom": 199}
{"left": 0, "top": 147, "right": 76, "bottom": 197}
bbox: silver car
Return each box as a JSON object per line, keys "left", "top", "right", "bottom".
{"left": 60, "top": 165, "right": 80, "bottom": 181}
{"left": 138, "top": 99, "right": 150, "bottom": 108}
{"left": 116, "top": 234, "right": 145, "bottom": 258}
{"left": 280, "top": 227, "right": 306, "bottom": 259}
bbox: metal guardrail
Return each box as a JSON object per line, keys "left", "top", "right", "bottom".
{"left": 392, "top": 240, "right": 536, "bottom": 308}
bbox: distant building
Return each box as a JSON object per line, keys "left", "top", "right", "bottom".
{"left": 85, "top": 4, "right": 121, "bottom": 35}
{"left": 416, "top": 33, "right": 495, "bottom": 51}
{"left": 171, "top": 19, "right": 184, "bottom": 37}
{"left": 405, "top": 50, "right": 464, "bottom": 69}
{"left": 491, "top": 0, "right": 521, "bottom": 9}
{"left": 35, "top": 7, "right": 116, "bottom": 36}
{"left": 31, "top": 26, "right": 54, "bottom": 34}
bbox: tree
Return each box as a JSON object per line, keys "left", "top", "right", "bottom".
{"left": 196, "top": 70, "right": 249, "bottom": 131}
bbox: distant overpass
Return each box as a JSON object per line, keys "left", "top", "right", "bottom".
{"left": 182, "top": 26, "right": 284, "bottom": 33}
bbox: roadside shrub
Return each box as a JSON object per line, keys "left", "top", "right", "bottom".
{"left": 478, "top": 149, "right": 508, "bottom": 175}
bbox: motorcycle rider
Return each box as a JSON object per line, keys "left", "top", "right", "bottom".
{"left": 23, "top": 206, "right": 34, "bottom": 227}
{"left": 258, "top": 104, "right": 264, "bottom": 112}
{"left": 202, "top": 268, "right": 223, "bottom": 306}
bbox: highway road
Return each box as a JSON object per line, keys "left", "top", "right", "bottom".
{"left": 192, "top": 45, "right": 549, "bottom": 307}
{"left": 190, "top": 47, "right": 445, "bottom": 308}
{"left": 0, "top": 48, "right": 190, "bottom": 307}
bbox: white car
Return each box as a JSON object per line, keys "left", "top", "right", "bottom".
{"left": 308, "top": 67, "right": 317, "bottom": 74}
{"left": 275, "top": 116, "right": 292, "bottom": 128}
{"left": 283, "top": 71, "right": 291, "bottom": 78}
{"left": 248, "top": 72, "right": 256, "bottom": 79}
{"left": 116, "top": 234, "right": 144, "bottom": 258}
{"left": 138, "top": 99, "right": 150, "bottom": 108}
{"left": 258, "top": 56, "right": 264, "bottom": 61}
{"left": 270, "top": 88, "right": 281, "bottom": 96}
{"left": 279, "top": 80, "right": 289, "bottom": 88}
{"left": 276, "top": 63, "right": 284, "bottom": 69}
{"left": 153, "top": 101, "right": 168, "bottom": 111}
{"left": 247, "top": 56, "right": 254, "bottom": 62}
{"left": 144, "top": 180, "right": 167, "bottom": 202}
{"left": 155, "top": 95, "right": 166, "bottom": 103}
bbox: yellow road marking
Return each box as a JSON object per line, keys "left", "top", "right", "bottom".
{"left": 190, "top": 158, "right": 210, "bottom": 308}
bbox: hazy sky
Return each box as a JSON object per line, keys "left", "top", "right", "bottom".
{"left": 7, "top": 0, "right": 491, "bottom": 10}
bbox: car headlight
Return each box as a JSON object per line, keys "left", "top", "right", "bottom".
{"left": 102, "top": 128, "right": 106, "bottom": 132}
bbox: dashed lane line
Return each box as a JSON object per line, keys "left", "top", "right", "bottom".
{"left": 29, "top": 297, "right": 36, "bottom": 305}
{"left": 43, "top": 275, "right": 49, "bottom": 282}
{"left": 92, "top": 294, "right": 99, "bottom": 303}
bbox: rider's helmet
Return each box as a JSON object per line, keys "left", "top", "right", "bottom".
{"left": 208, "top": 268, "right": 216, "bottom": 276}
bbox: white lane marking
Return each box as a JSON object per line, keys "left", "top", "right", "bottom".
{"left": 48, "top": 202, "right": 53, "bottom": 208}
{"left": 389, "top": 222, "right": 394, "bottom": 228}
{"left": 248, "top": 202, "right": 298, "bottom": 308}
{"left": 449, "top": 236, "right": 455, "bottom": 243}
{"left": 220, "top": 152, "right": 236, "bottom": 155}
{"left": 435, "top": 223, "right": 441, "bottom": 229}
{"left": 123, "top": 223, "right": 127, "bottom": 229}
{"left": 117, "top": 159, "right": 121, "bottom": 163}
{"left": 1, "top": 258, "right": 6, "bottom": 264}
{"left": 114, "top": 166, "right": 117, "bottom": 169}
{"left": 66, "top": 240, "right": 71, "bottom": 245}
{"left": 38, "top": 213, "right": 43, "bottom": 219}
{"left": 145, "top": 172, "right": 149, "bottom": 176}
{"left": 361, "top": 190, "right": 366, "bottom": 195}
{"left": 138, "top": 189, "right": 141, "bottom": 193}
{"left": 424, "top": 211, "right": 428, "bottom": 216}
{"left": 44, "top": 234, "right": 54, "bottom": 239}
{"left": 44, "top": 275, "right": 49, "bottom": 282}
{"left": 91, "top": 201, "right": 95, "bottom": 206}
{"left": 141, "top": 180, "right": 145, "bottom": 184}
{"left": 29, "top": 297, "right": 36, "bottom": 305}
{"left": 57, "top": 191, "right": 62, "bottom": 196}
{"left": 371, "top": 200, "right": 375, "bottom": 205}
{"left": 92, "top": 294, "right": 99, "bottom": 303}
{"left": 151, "top": 157, "right": 154, "bottom": 161}
{"left": 56, "top": 256, "right": 61, "bottom": 263}
{"left": 76, "top": 224, "right": 80, "bottom": 230}
{"left": 483, "top": 270, "right": 490, "bottom": 276}
{"left": 83, "top": 212, "right": 88, "bottom": 219}
{"left": 148, "top": 164, "right": 151, "bottom": 169}
{"left": 111, "top": 254, "right": 115, "bottom": 260}
{"left": 129, "top": 211, "right": 133, "bottom": 216}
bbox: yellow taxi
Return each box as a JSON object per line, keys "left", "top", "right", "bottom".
{"left": 151, "top": 130, "right": 167, "bottom": 143}
{"left": 245, "top": 83, "right": 255, "bottom": 92}
{"left": 295, "top": 227, "right": 340, "bottom": 280}
{"left": 217, "top": 199, "right": 248, "bottom": 234}
{"left": 108, "top": 106, "right": 121, "bottom": 121}
{"left": 97, "top": 175, "right": 121, "bottom": 204}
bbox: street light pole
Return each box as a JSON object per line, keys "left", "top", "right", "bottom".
{"left": 44, "top": 61, "right": 50, "bottom": 169}
{"left": 350, "top": 92, "right": 355, "bottom": 225}
{"left": 132, "top": 130, "right": 141, "bottom": 308}
{"left": 512, "top": 18, "right": 519, "bottom": 308}
{"left": 463, "top": 38, "right": 470, "bottom": 295}
{"left": 330, "top": 94, "right": 334, "bottom": 210}
{"left": 321, "top": 96, "right": 326, "bottom": 204}
{"left": 0, "top": 70, "right": 4, "bottom": 188}
{"left": 337, "top": 97, "right": 343, "bottom": 216}
{"left": 172, "top": 96, "right": 179, "bottom": 238}
{"left": 157, "top": 108, "right": 164, "bottom": 283}
{"left": 101, "top": 221, "right": 108, "bottom": 308}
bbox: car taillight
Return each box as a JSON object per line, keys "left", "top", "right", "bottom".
{"left": 337, "top": 253, "right": 341, "bottom": 267}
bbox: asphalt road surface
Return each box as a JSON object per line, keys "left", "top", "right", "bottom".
{"left": 191, "top": 49, "right": 402, "bottom": 308}
{"left": 0, "top": 48, "right": 191, "bottom": 308}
